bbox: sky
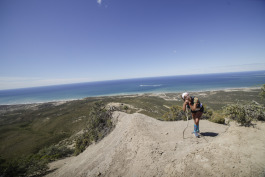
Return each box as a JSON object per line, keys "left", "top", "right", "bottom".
{"left": 0, "top": 0, "right": 265, "bottom": 90}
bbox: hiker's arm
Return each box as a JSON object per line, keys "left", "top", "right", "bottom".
{"left": 183, "top": 100, "right": 189, "bottom": 111}
{"left": 189, "top": 103, "right": 197, "bottom": 111}
{"left": 189, "top": 98, "right": 199, "bottom": 111}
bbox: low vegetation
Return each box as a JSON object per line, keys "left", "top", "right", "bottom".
{"left": 0, "top": 101, "right": 112, "bottom": 177}
{"left": 0, "top": 144, "right": 73, "bottom": 177}
{"left": 74, "top": 102, "right": 114, "bottom": 155}
{"left": 162, "top": 105, "right": 186, "bottom": 121}
{"left": 209, "top": 112, "right": 225, "bottom": 124}
{"left": 260, "top": 84, "right": 265, "bottom": 99}
{"left": 224, "top": 101, "right": 265, "bottom": 126}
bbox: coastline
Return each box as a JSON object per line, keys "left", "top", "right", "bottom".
{"left": 0, "top": 86, "right": 261, "bottom": 106}
{"left": 1, "top": 70, "right": 264, "bottom": 105}
{"left": 0, "top": 86, "right": 262, "bottom": 114}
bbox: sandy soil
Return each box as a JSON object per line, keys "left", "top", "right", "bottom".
{"left": 46, "top": 112, "right": 265, "bottom": 177}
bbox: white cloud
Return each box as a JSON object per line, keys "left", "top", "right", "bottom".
{"left": 97, "top": 0, "right": 102, "bottom": 5}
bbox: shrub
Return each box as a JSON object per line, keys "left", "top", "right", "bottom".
{"left": 123, "top": 105, "right": 129, "bottom": 112}
{"left": 0, "top": 144, "right": 73, "bottom": 177}
{"left": 74, "top": 134, "right": 92, "bottom": 155}
{"left": 74, "top": 102, "right": 113, "bottom": 155}
{"left": 259, "top": 84, "right": 265, "bottom": 99}
{"left": 162, "top": 105, "right": 186, "bottom": 121}
{"left": 209, "top": 113, "right": 225, "bottom": 124}
{"left": 0, "top": 155, "right": 48, "bottom": 177}
{"left": 37, "top": 145, "right": 74, "bottom": 162}
{"left": 223, "top": 101, "right": 265, "bottom": 126}
{"left": 201, "top": 104, "right": 213, "bottom": 120}
{"left": 22, "top": 155, "right": 49, "bottom": 177}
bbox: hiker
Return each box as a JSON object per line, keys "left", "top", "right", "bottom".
{"left": 182, "top": 92, "right": 204, "bottom": 136}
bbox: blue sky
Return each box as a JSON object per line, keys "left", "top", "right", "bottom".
{"left": 1, "top": 0, "right": 265, "bottom": 90}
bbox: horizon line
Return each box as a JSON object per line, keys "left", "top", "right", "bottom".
{"left": 1, "top": 69, "right": 265, "bottom": 91}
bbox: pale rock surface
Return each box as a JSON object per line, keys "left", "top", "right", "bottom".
{"left": 47, "top": 112, "right": 265, "bottom": 177}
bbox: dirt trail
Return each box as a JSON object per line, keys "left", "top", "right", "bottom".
{"left": 46, "top": 112, "right": 265, "bottom": 177}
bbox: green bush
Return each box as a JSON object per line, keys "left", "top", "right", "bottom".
{"left": 74, "top": 102, "right": 113, "bottom": 155}
{"left": 209, "top": 113, "right": 225, "bottom": 124}
{"left": 123, "top": 105, "right": 129, "bottom": 112}
{"left": 74, "top": 133, "right": 93, "bottom": 155}
{"left": 201, "top": 104, "right": 213, "bottom": 120}
{"left": 0, "top": 144, "right": 73, "bottom": 177}
{"left": 162, "top": 105, "right": 186, "bottom": 121}
{"left": 259, "top": 84, "right": 265, "bottom": 99}
{"left": 224, "top": 101, "right": 265, "bottom": 126}
{"left": 37, "top": 145, "right": 74, "bottom": 162}
{"left": 0, "top": 155, "right": 48, "bottom": 177}
{"left": 22, "top": 155, "right": 49, "bottom": 177}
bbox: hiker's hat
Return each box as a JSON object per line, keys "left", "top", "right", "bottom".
{"left": 182, "top": 92, "right": 189, "bottom": 100}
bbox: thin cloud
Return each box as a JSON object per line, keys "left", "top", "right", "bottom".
{"left": 97, "top": 0, "right": 102, "bottom": 5}
{"left": 0, "top": 77, "right": 92, "bottom": 90}
{"left": 206, "top": 63, "right": 265, "bottom": 74}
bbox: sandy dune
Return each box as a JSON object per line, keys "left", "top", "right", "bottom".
{"left": 47, "top": 112, "right": 265, "bottom": 177}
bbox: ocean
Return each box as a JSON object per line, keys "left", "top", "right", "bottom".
{"left": 0, "top": 70, "right": 265, "bottom": 105}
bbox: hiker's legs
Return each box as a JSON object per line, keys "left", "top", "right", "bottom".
{"left": 192, "top": 112, "right": 203, "bottom": 132}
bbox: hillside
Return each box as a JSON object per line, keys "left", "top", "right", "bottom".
{"left": 46, "top": 112, "right": 265, "bottom": 177}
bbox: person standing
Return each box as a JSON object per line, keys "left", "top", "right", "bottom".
{"left": 182, "top": 92, "right": 204, "bottom": 137}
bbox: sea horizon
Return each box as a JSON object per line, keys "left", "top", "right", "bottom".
{"left": 0, "top": 70, "right": 264, "bottom": 105}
